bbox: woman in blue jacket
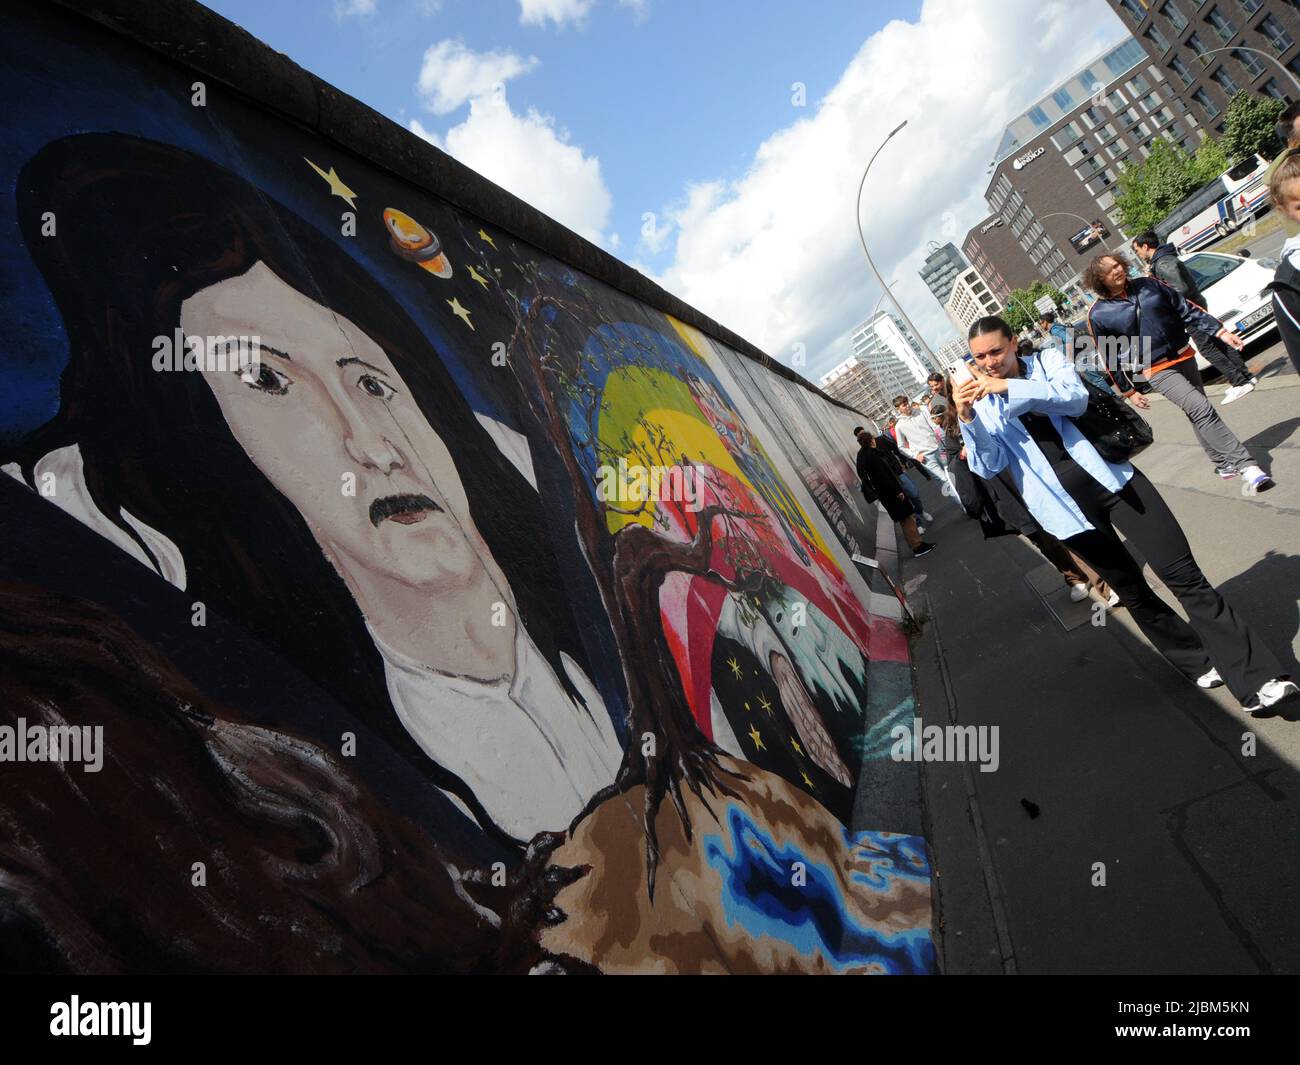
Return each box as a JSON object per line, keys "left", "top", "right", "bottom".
{"left": 953, "top": 315, "right": 1296, "bottom": 715}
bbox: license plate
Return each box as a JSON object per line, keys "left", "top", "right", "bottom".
{"left": 1234, "top": 306, "right": 1272, "bottom": 331}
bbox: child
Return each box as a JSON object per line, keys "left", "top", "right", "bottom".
{"left": 1266, "top": 148, "right": 1300, "bottom": 376}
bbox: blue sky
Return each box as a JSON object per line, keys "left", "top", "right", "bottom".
{"left": 202, "top": 0, "right": 1127, "bottom": 380}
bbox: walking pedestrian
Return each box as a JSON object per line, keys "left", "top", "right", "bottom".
{"left": 925, "top": 372, "right": 949, "bottom": 422}
{"left": 855, "top": 429, "right": 934, "bottom": 557}
{"left": 1265, "top": 147, "right": 1300, "bottom": 377}
{"left": 1040, "top": 310, "right": 1110, "bottom": 391}
{"left": 1130, "top": 231, "right": 1257, "bottom": 403}
{"left": 1263, "top": 101, "right": 1300, "bottom": 239}
{"left": 860, "top": 426, "right": 932, "bottom": 532}
{"left": 1083, "top": 253, "right": 1274, "bottom": 495}
{"left": 892, "top": 394, "right": 958, "bottom": 502}
{"left": 954, "top": 315, "right": 1297, "bottom": 714}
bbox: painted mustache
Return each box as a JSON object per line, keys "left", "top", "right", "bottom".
{"left": 369, "top": 493, "right": 442, "bottom": 528}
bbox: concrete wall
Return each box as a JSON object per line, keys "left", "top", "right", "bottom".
{"left": 0, "top": 0, "right": 933, "bottom": 974}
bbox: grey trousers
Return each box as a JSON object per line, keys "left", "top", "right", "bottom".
{"left": 1149, "top": 357, "right": 1254, "bottom": 475}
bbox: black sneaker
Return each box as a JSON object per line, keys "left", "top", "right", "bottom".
{"left": 912, "top": 541, "right": 935, "bottom": 557}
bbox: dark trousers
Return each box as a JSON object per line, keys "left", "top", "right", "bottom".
{"left": 1061, "top": 468, "right": 1281, "bottom": 702}
{"left": 1189, "top": 327, "right": 1252, "bottom": 386}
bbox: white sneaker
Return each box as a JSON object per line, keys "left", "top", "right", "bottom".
{"left": 1106, "top": 590, "right": 1120, "bottom": 608}
{"left": 1221, "top": 382, "right": 1255, "bottom": 404}
{"left": 1196, "top": 667, "right": 1224, "bottom": 689}
{"left": 1069, "top": 582, "right": 1090, "bottom": 603}
{"left": 915, "top": 524, "right": 926, "bottom": 535}
{"left": 1240, "top": 465, "right": 1275, "bottom": 496}
{"left": 1241, "top": 678, "right": 1300, "bottom": 712}
{"left": 922, "top": 512, "right": 934, "bottom": 523}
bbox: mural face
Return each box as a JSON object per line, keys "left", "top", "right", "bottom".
{"left": 0, "top": 3, "right": 931, "bottom": 974}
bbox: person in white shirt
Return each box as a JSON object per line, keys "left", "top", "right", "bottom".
{"left": 892, "top": 394, "right": 958, "bottom": 501}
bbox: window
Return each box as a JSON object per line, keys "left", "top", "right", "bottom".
{"left": 1211, "top": 66, "right": 1240, "bottom": 95}
{"left": 1107, "top": 88, "right": 1126, "bottom": 111}
{"left": 1153, "top": 106, "right": 1175, "bottom": 124}
{"left": 1107, "top": 141, "right": 1128, "bottom": 159}
{"left": 1234, "top": 49, "right": 1265, "bottom": 78}
{"left": 1235, "top": 0, "right": 1263, "bottom": 14}
{"left": 1080, "top": 70, "right": 1101, "bottom": 95}
{"left": 1028, "top": 104, "right": 1050, "bottom": 128}
{"left": 1126, "top": 73, "right": 1152, "bottom": 96}
{"left": 1205, "top": 7, "right": 1236, "bottom": 43}
{"left": 1184, "top": 252, "right": 1244, "bottom": 290}
{"left": 1096, "top": 121, "right": 1119, "bottom": 142}
{"left": 1139, "top": 91, "right": 1162, "bottom": 112}
{"left": 1193, "top": 87, "right": 1220, "bottom": 118}
{"left": 1081, "top": 105, "right": 1104, "bottom": 128}
{"left": 1118, "top": 0, "right": 1146, "bottom": 22}
{"left": 1169, "top": 54, "right": 1195, "bottom": 85}
{"left": 1262, "top": 77, "right": 1289, "bottom": 101}
{"left": 1145, "top": 25, "right": 1171, "bottom": 52}
{"left": 1163, "top": 1, "right": 1188, "bottom": 32}
{"left": 1104, "top": 38, "right": 1147, "bottom": 76}
{"left": 1260, "top": 15, "right": 1294, "bottom": 53}
{"left": 1052, "top": 121, "right": 1083, "bottom": 149}
{"left": 1120, "top": 107, "right": 1141, "bottom": 127}
{"left": 1187, "top": 32, "right": 1210, "bottom": 63}
{"left": 1052, "top": 87, "right": 1074, "bottom": 110}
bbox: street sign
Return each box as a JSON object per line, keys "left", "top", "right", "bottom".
{"left": 1033, "top": 294, "right": 1056, "bottom": 316}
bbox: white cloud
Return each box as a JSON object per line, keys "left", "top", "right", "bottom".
{"left": 439, "top": 88, "right": 612, "bottom": 246}
{"left": 643, "top": 0, "right": 1124, "bottom": 381}
{"left": 618, "top": 0, "right": 650, "bottom": 23}
{"left": 518, "top": 0, "right": 596, "bottom": 28}
{"left": 416, "top": 39, "right": 539, "bottom": 115}
{"left": 334, "top": 0, "right": 377, "bottom": 18}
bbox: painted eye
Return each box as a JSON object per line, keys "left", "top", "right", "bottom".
{"left": 358, "top": 374, "right": 396, "bottom": 400}
{"left": 240, "top": 363, "right": 291, "bottom": 395}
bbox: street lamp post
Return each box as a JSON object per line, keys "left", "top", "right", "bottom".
{"left": 856, "top": 121, "right": 939, "bottom": 366}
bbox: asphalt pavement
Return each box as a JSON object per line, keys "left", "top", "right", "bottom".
{"left": 898, "top": 363, "right": 1299, "bottom": 974}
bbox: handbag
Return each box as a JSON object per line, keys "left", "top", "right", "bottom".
{"left": 1032, "top": 352, "right": 1153, "bottom": 463}
{"left": 1069, "top": 369, "right": 1154, "bottom": 463}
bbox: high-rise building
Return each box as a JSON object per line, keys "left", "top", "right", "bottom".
{"left": 919, "top": 242, "right": 967, "bottom": 307}
{"left": 944, "top": 264, "right": 1004, "bottom": 334}
{"left": 964, "top": 35, "right": 1207, "bottom": 305}
{"left": 855, "top": 311, "right": 934, "bottom": 401}
{"left": 819, "top": 310, "right": 936, "bottom": 415}
{"left": 819, "top": 356, "right": 887, "bottom": 419}
{"left": 935, "top": 338, "right": 970, "bottom": 373}
{"left": 1106, "top": 1, "right": 1299, "bottom": 130}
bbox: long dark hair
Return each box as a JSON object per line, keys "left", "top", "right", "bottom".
{"left": 9, "top": 133, "right": 614, "bottom": 847}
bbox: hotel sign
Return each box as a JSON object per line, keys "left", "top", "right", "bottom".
{"left": 1012, "top": 146, "right": 1045, "bottom": 170}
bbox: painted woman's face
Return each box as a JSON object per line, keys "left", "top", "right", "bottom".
{"left": 182, "top": 261, "right": 486, "bottom": 594}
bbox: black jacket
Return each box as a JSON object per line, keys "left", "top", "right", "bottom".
{"left": 1148, "top": 243, "right": 1205, "bottom": 306}
{"left": 874, "top": 432, "right": 906, "bottom": 476}
{"left": 1086, "top": 275, "right": 1222, "bottom": 394}
{"left": 1266, "top": 251, "right": 1300, "bottom": 376}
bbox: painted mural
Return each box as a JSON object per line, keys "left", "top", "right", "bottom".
{"left": 0, "top": 3, "right": 931, "bottom": 974}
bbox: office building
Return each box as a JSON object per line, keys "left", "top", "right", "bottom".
{"left": 964, "top": 35, "right": 1206, "bottom": 304}
{"left": 1107, "top": 1, "right": 1300, "bottom": 126}
{"left": 944, "top": 264, "right": 1004, "bottom": 334}
{"left": 919, "top": 242, "right": 968, "bottom": 307}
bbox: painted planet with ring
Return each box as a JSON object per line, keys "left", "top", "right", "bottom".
{"left": 382, "top": 207, "right": 453, "bottom": 278}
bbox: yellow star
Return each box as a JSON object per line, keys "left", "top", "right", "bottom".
{"left": 726, "top": 657, "right": 743, "bottom": 680}
{"left": 791, "top": 738, "right": 803, "bottom": 756}
{"left": 801, "top": 771, "right": 814, "bottom": 789}
{"left": 447, "top": 297, "right": 475, "bottom": 330}
{"left": 747, "top": 725, "right": 765, "bottom": 752}
{"left": 468, "top": 265, "right": 491, "bottom": 288}
{"left": 304, "top": 158, "right": 357, "bottom": 208}
{"left": 478, "top": 228, "right": 497, "bottom": 249}
{"left": 757, "top": 693, "right": 773, "bottom": 715}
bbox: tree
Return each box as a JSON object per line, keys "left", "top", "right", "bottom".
{"left": 1002, "top": 279, "right": 1066, "bottom": 333}
{"left": 1114, "top": 135, "right": 1232, "bottom": 233}
{"left": 1221, "top": 90, "right": 1285, "bottom": 163}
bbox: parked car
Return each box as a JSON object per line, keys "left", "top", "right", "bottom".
{"left": 1180, "top": 250, "right": 1279, "bottom": 371}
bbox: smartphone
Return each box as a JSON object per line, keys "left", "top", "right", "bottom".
{"left": 950, "top": 360, "right": 975, "bottom": 386}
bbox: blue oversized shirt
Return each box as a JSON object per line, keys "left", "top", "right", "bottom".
{"left": 958, "top": 347, "right": 1134, "bottom": 539}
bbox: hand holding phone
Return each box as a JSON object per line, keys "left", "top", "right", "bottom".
{"left": 950, "top": 360, "right": 975, "bottom": 386}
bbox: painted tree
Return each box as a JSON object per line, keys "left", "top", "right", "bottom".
{"left": 451, "top": 218, "right": 807, "bottom": 893}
